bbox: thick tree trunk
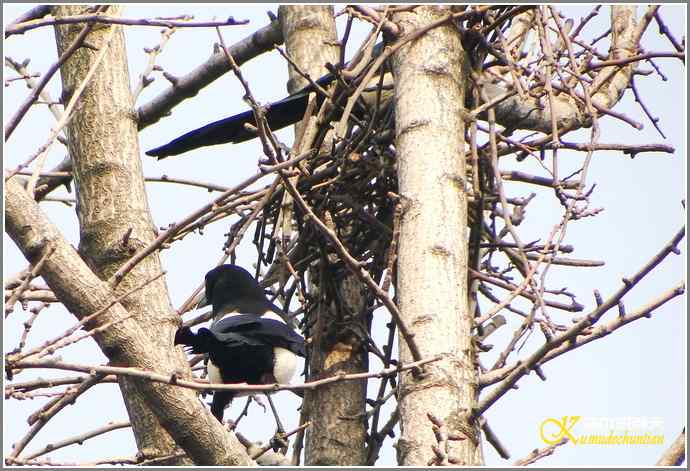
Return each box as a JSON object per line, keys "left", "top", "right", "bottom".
{"left": 50, "top": 6, "right": 250, "bottom": 465}
{"left": 278, "top": 6, "right": 368, "bottom": 465}
{"left": 391, "top": 6, "right": 483, "bottom": 466}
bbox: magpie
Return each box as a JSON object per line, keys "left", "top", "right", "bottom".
{"left": 174, "top": 264, "right": 305, "bottom": 423}
{"left": 145, "top": 43, "right": 393, "bottom": 159}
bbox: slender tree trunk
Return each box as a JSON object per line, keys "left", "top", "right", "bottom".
{"left": 304, "top": 265, "right": 369, "bottom": 466}
{"left": 278, "top": 6, "right": 368, "bottom": 465}
{"left": 391, "top": 6, "right": 483, "bottom": 466}
{"left": 51, "top": 6, "right": 249, "bottom": 465}
{"left": 279, "top": 6, "right": 339, "bottom": 98}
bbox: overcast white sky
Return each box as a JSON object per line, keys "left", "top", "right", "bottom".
{"left": 3, "top": 4, "right": 686, "bottom": 466}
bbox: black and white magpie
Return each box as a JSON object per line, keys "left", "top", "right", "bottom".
{"left": 174, "top": 264, "right": 305, "bottom": 423}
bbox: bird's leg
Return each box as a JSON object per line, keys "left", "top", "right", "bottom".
{"left": 265, "top": 393, "right": 286, "bottom": 433}
{"left": 250, "top": 394, "right": 267, "bottom": 412}
{"left": 265, "top": 393, "right": 288, "bottom": 453}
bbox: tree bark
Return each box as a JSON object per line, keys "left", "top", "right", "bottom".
{"left": 47, "top": 6, "right": 251, "bottom": 465}
{"left": 279, "top": 5, "right": 339, "bottom": 95}
{"left": 391, "top": 6, "right": 483, "bottom": 466}
{"left": 304, "top": 265, "right": 370, "bottom": 466}
{"left": 52, "top": 6, "right": 183, "bottom": 462}
{"left": 278, "top": 6, "right": 368, "bottom": 465}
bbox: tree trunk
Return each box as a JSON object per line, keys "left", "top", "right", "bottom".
{"left": 51, "top": 6, "right": 250, "bottom": 465}
{"left": 278, "top": 6, "right": 368, "bottom": 465}
{"left": 304, "top": 264, "right": 369, "bottom": 466}
{"left": 391, "top": 6, "right": 483, "bottom": 466}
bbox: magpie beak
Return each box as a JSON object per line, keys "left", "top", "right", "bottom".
{"left": 146, "top": 43, "right": 393, "bottom": 159}
{"left": 174, "top": 265, "right": 305, "bottom": 424}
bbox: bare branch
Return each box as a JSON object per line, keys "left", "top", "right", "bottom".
{"left": 6, "top": 18, "right": 117, "bottom": 182}
{"left": 5, "top": 5, "right": 51, "bottom": 29}
{"left": 513, "top": 437, "right": 568, "bottom": 466}
{"left": 5, "top": 13, "right": 248, "bottom": 38}
{"left": 5, "top": 245, "right": 54, "bottom": 318}
{"left": 476, "top": 227, "right": 685, "bottom": 412}
{"left": 4, "top": 7, "right": 106, "bottom": 141}
{"left": 23, "top": 421, "right": 131, "bottom": 460}
{"left": 8, "top": 373, "right": 105, "bottom": 459}
{"left": 136, "top": 20, "right": 283, "bottom": 129}
{"left": 14, "top": 354, "right": 444, "bottom": 394}
{"left": 110, "top": 149, "right": 314, "bottom": 284}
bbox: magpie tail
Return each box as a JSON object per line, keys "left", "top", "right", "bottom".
{"left": 145, "top": 111, "right": 255, "bottom": 159}
{"left": 145, "top": 93, "right": 311, "bottom": 159}
{"left": 144, "top": 73, "right": 337, "bottom": 159}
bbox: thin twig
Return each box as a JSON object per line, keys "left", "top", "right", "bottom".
{"left": 9, "top": 373, "right": 106, "bottom": 459}
{"left": 6, "top": 20, "right": 116, "bottom": 181}
{"left": 4, "top": 6, "right": 108, "bottom": 140}
{"left": 250, "top": 421, "right": 311, "bottom": 460}
{"left": 23, "top": 421, "right": 131, "bottom": 460}
{"left": 110, "top": 150, "right": 315, "bottom": 285}
{"left": 513, "top": 437, "right": 568, "bottom": 466}
{"left": 8, "top": 272, "right": 166, "bottom": 364}
{"left": 476, "top": 227, "right": 685, "bottom": 413}
{"left": 5, "top": 245, "right": 54, "bottom": 318}
{"left": 5, "top": 13, "right": 248, "bottom": 37}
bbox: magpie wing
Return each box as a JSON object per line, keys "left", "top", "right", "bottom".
{"left": 211, "top": 315, "right": 305, "bottom": 356}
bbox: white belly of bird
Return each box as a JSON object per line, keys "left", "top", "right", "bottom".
{"left": 207, "top": 360, "right": 223, "bottom": 385}
{"left": 207, "top": 348, "right": 296, "bottom": 387}
{"left": 273, "top": 347, "right": 297, "bottom": 384}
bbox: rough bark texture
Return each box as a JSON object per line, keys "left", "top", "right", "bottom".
{"left": 45, "top": 6, "right": 251, "bottom": 465}
{"left": 278, "top": 6, "right": 368, "bottom": 465}
{"left": 391, "top": 6, "right": 483, "bottom": 466}
{"left": 305, "top": 265, "right": 369, "bottom": 466}
{"left": 278, "top": 5, "right": 339, "bottom": 95}
{"left": 52, "top": 6, "right": 183, "bottom": 462}
{"left": 54, "top": 6, "right": 183, "bottom": 456}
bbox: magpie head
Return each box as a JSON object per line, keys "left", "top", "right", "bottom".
{"left": 199, "top": 265, "right": 270, "bottom": 316}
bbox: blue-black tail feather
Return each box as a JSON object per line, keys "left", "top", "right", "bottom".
{"left": 146, "top": 43, "right": 388, "bottom": 159}
{"left": 145, "top": 74, "right": 337, "bottom": 159}
{"left": 175, "top": 326, "right": 233, "bottom": 423}
{"left": 147, "top": 85, "right": 316, "bottom": 159}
